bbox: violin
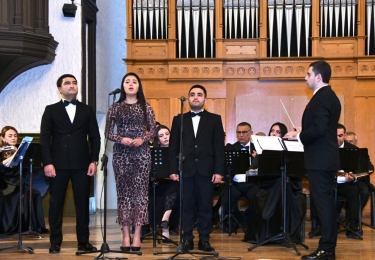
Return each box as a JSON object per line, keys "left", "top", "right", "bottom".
{"left": 1, "top": 141, "right": 17, "bottom": 160}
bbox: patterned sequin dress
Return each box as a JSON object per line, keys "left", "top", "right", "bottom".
{"left": 107, "top": 101, "right": 156, "bottom": 226}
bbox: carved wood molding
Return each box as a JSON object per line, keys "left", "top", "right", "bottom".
{"left": 125, "top": 58, "right": 375, "bottom": 80}
{"left": 0, "top": 0, "right": 58, "bottom": 92}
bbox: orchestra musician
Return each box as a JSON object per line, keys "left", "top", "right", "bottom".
{"left": 336, "top": 124, "right": 374, "bottom": 238}
{"left": 221, "top": 122, "right": 259, "bottom": 229}
{"left": 0, "top": 126, "right": 47, "bottom": 235}
{"left": 153, "top": 125, "right": 179, "bottom": 242}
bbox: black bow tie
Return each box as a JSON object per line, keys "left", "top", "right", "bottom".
{"left": 63, "top": 99, "right": 77, "bottom": 106}
{"left": 241, "top": 145, "right": 250, "bottom": 151}
{"left": 190, "top": 111, "right": 204, "bottom": 117}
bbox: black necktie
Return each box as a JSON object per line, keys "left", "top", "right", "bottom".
{"left": 241, "top": 145, "right": 250, "bottom": 151}
{"left": 190, "top": 111, "right": 204, "bottom": 117}
{"left": 64, "top": 99, "right": 77, "bottom": 106}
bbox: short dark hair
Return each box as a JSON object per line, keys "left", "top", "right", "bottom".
{"left": 189, "top": 85, "right": 207, "bottom": 98}
{"left": 237, "top": 122, "right": 252, "bottom": 130}
{"left": 309, "top": 60, "right": 331, "bottom": 84}
{"left": 56, "top": 74, "right": 77, "bottom": 87}
{"left": 337, "top": 123, "right": 346, "bottom": 133}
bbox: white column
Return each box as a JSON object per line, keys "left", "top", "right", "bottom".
{"left": 295, "top": 0, "right": 303, "bottom": 57}
{"left": 285, "top": 0, "right": 294, "bottom": 57}
{"left": 202, "top": 0, "right": 208, "bottom": 58}
{"left": 276, "top": 0, "right": 284, "bottom": 57}
{"left": 240, "top": 0, "right": 245, "bottom": 39}
{"left": 305, "top": 0, "right": 311, "bottom": 56}
{"left": 184, "top": 0, "right": 191, "bottom": 58}
{"left": 209, "top": 0, "right": 214, "bottom": 57}
{"left": 268, "top": 0, "right": 275, "bottom": 57}
{"left": 177, "top": 0, "right": 183, "bottom": 57}
{"left": 192, "top": 0, "right": 200, "bottom": 58}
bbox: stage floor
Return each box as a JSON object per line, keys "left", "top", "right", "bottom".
{"left": 0, "top": 210, "right": 374, "bottom": 260}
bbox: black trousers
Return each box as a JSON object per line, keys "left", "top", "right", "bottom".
{"left": 48, "top": 169, "right": 90, "bottom": 245}
{"left": 337, "top": 182, "right": 360, "bottom": 229}
{"left": 308, "top": 170, "right": 337, "bottom": 253}
{"left": 182, "top": 172, "right": 213, "bottom": 242}
{"left": 221, "top": 181, "right": 259, "bottom": 223}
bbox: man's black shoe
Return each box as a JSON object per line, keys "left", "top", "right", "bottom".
{"left": 301, "top": 250, "right": 335, "bottom": 260}
{"left": 198, "top": 240, "right": 215, "bottom": 252}
{"left": 77, "top": 242, "right": 97, "bottom": 252}
{"left": 183, "top": 240, "right": 194, "bottom": 251}
{"left": 49, "top": 244, "right": 61, "bottom": 254}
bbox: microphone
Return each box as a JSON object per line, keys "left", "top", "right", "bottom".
{"left": 179, "top": 96, "right": 186, "bottom": 102}
{"left": 109, "top": 88, "right": 121, "bottom": 95}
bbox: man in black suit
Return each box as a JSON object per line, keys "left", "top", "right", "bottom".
{"left": 337, "top": 124, "right": 374, "bottom": 238}
{"left": 285, "top": 61, "right": 341, "bottom": 260}
{"left": 336, "top": 123, "right": 362, "bottom": 238}
{"left": 40, "top": 74, "right": 101, "bottom": 254}
{"left": 169, "top": 85, "right": 224, "bottom": 252}
{"left": 221, "top": 122, "right": 259, "bottom": 228}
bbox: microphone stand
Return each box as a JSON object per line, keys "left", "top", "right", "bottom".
{"left": 22, "top": 156, "right": 42, "bottom": 238}
{"left": 166, "top": 97, "right": 218, "bottom": 260}
{"left": 76, "top": 93, "right": 141, "bottom": 258}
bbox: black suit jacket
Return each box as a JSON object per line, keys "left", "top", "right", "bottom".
{"left": 169, "top": 110, "right": 225, "bottom": 177}
{"left": 40, "top": 100, "right": 101, "bottom": 170}
{"left": 300, "top": 86, "right": 341, "bottom": 171}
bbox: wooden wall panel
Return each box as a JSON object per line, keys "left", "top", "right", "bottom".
{"left": 354, "top": 97, "right": 375, "bottom": 215}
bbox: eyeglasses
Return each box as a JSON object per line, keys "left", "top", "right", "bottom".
{"left": 271, "top": 129, "right": 281, "bottom": 134}
{"left": 337, "top": 134, "right": 344, "bottom": 138}
{"left": 236, "top": 130, "right": 251, "bottom": 135}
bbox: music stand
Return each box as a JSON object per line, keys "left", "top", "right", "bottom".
{"left": 248, "top": 147, "right": 308, "bottom": 256}
{"left": 0, "top": 136, "right": 34, "bottom": 254}
{"left": 22, "top": 143, "right": 44, "bottom": 238}
{"left": 141, "top": 147, "right": 178, "bottom": 254}
{"left": 210, "top": 150, "right": 249, "bottom": 235}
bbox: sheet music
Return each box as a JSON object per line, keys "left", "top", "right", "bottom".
{"left": 283, "top": 140, "right": 304, "bottom": 152}
{"left": 251, "top": 135, "right": 285, "bottom": 155}
{"left": 5, "top": 136, "right": 33, "bottom": 167}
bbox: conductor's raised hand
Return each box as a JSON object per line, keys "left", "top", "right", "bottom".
{"left": 44, "top": 164, "right": 56, "bottom": 178}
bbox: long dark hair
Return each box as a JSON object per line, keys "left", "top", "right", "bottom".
{"left": 155, "top": 125, "right": 170, "bottom": 147}
{"left": 268, "top": 122, "right": 288, "bottom": 137}
{"left": 118, "top": 72, "right": 148, "bottom": 128}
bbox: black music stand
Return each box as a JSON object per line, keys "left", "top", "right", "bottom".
{"left": 0, "top": 136, "right": 34, "bottom": 254}
{"left": 248, "top": 149, "right": 308, "bottom": 256}
{"left": 210, "top": 150, "right": 249, "bottom": 235}
{"left": 141, "top": 147, "right": 178, "bottom": 254}
{"left": 22, "top": 143, "right": 45, "bottom": 238}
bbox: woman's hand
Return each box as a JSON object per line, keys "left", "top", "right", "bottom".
{"left": 132, "top": 138, "right": 143, "bottom": 147}
{"left": 121, "top": 137, "right": 134, "bottom": 146}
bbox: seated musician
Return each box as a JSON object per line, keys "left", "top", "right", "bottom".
{"left": 152, "top": 125, "right": 179, "bottom": 241}
{"left": 220, "top": 122, "right": 260, "bottom": 229}
{"left": 0, "top": 126, "right": 48, "bottom": 235}
{"left": 336, "top": 124, "right": 374, "bottom": 238}
{"left": 244, "top": 122, "right": 306, "bottom": 243}
{"left": 344, "top": 130, "right": 374, "bottom": 212}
